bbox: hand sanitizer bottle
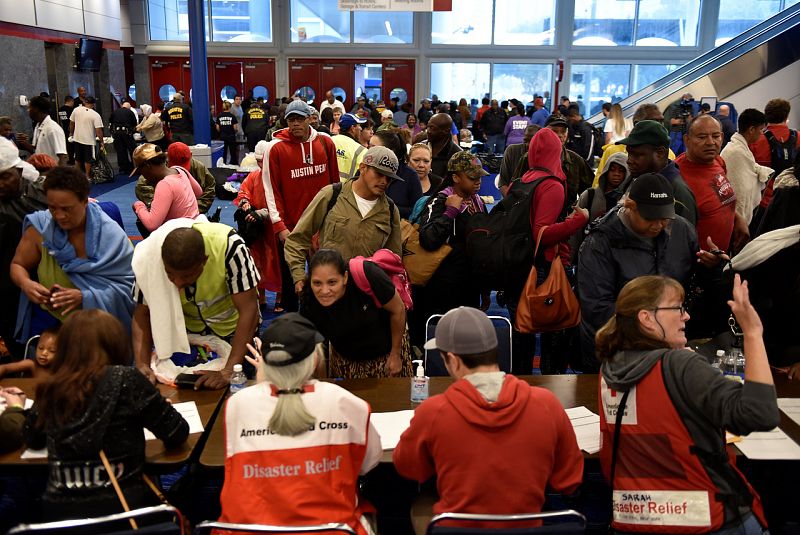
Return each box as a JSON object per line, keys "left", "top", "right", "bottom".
{"left": 410, "top": 360, "right": 429, "bottom": 403}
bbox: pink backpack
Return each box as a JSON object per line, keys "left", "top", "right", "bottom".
{"left": 349, "top": 249, "right": 413, "bottom": 310}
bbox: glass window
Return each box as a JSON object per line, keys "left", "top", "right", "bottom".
{"left": 147, "top": 0, "right": 209, "bottom": 41}
{"left": 252, "top": 86, "right": 269, "bottom": 101}
{"left": 390, "top": 88, "right": 408, "bottom": 105}
{"left": 570, "top": 64, "right": 631, "bottom": 115}
{"left": 431, "top": 0, "right": 492, "bottom": 45}
{"left": 354, "top": 12, "right": 413, "bottom": 43}
{"left": 294, "top": 86, "right": 316, "bottom": 104}
{"left": 430, "top": 63, "right": 490, "bottom": 103}
{"left": 633, "top": 64, "right": 679, "bottom": 91}
{"left": 494, "top": 0, "right": 556, "bottom": 45}
{"left": 716, "top": 0, "right": 798, "bottom": 46}
{"left": 220, "top": 85, "right": 237, "bottom": 101}
{"left": 128, "top": 84, "right": 137, "bottom": 102}
{"left": 491, "top": 64, "right": 553, "bottom": 105}
{"left": 211, "top": 0, "right": 271, "bottom": 42}
{"left": 573, "top": 0, "right": 635, "bottom": 46}
{"left": 290, "top": 0, "right": 349, "bottom": 43}
{"left": 331, "top": 87, "right": 347, "bottom": 104}
{"left": 159, "top": 84, "right": 177, "bottom": 103}
{"left": 636, "top": 0, "right": 699, "bottom": 46}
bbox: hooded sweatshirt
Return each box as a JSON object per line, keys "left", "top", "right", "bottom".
{"left": 519, "top": 128, "right": 588, "bottom": 264}
{"left": 578, "top": 151, "right": 629, "bottom": 222}
{"left": 601, "top": 348, "right": 779, "bottom": 523}
{"left": 393, "top": 373, "right": 583, "bottom": 516}
{"left": 262, "top": 127, "right": 340, "bottom": 233}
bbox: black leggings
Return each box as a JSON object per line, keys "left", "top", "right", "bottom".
{"left": 224, "top": 140, "right": 238, "bottom": 164}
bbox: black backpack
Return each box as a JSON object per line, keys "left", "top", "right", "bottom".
{"left": 765, "top": 129, "right": 798, "bottom": 174}
{"left": 464, "top": 172, "right": 565, "bottom": 292}
{"left": 588, "top": 123, "right": 605, "bottom": 159}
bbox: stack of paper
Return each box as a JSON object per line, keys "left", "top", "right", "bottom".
{"left": 735, "top": 428, "right": 800, "bottom": 460}
{"left": 144, "top": 401, "right": 204, "bottom": 441}
{"left": 778, "top": 398, "right": 800, "bottom": 427}
{"left": 371, "top": 410, "right": 415, "bottom": 451}
{"left": 566, "top": 406, "right": 601, "bottom": 454}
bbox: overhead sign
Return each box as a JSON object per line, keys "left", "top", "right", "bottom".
{"left": 338, "top": 0, "right": 439, "bottom": 11}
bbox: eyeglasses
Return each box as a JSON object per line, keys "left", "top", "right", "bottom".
{"left": 653, "top": 304, "right": 687, "bottom": 315}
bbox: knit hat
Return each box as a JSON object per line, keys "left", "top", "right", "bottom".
{"left": 167, "top": 142, "right": 192, "bottom": 171}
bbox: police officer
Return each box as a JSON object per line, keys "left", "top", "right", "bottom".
{"left": 58, "top": 96, "right": 75, "bottom": 165}
{"left": 242, "top": 101, "right": 268, "bottom": 152}
{"left": 109, "top": 102, "right": 138, "bottom": 175}
{"left": 164, "top": 93, "right": 194, "bottom": 145}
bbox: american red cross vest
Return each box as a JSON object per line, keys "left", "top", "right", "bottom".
{"left": 219, "top": 381, "right": 375, "bottom": 534}
{"left": 599, "top": 359, "right": 766, "bottom": 533}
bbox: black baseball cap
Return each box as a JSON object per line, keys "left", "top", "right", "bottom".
{"left": 260, "top": 313, "right": 324, "bottom": 367}
{"left": 628, "top": 173, "right": 675, "bottom": 220}
{"left": 545, "top": 114, "right": 568, "bottom": 128}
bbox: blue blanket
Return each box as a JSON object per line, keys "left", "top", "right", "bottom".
{"left": 16, "top": 202, "right": 135, "bottom": 340}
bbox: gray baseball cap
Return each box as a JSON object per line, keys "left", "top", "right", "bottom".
{"left": 285, "top": 99, "right": 311, "bottom": 118}
{"left": 361, "top": 146, "right": 401, "bottom": 181}
{"left": 423, "top": 307, "right": 498, "bottom": 354}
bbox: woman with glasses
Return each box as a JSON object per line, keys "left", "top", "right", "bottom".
{"left": 595, "top": 274, "right": 777, "bottom": 535}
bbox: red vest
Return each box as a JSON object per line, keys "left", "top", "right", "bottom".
{"left": 598, "top": 360, "right": 766, "bottom": 533}
{"left": 219, "top": 381, "right": 377, "bottom": 534}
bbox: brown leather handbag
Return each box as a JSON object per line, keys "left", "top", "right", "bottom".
{"left": 515, "top": 226, "right": 581, "bottom": 333}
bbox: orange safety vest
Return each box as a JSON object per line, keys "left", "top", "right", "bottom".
{"left": 219, "top": 381, "right": 376, "bottom": 534}
{"left": 599, "top": 359, "right": 767, "bottom": 533}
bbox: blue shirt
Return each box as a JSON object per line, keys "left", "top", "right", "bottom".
{"left": 531, "top": 108, "right": 550, "bottom": 127}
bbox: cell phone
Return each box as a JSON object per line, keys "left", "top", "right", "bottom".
{"left": 174, "top": 373, "right": 201, "bottom": 388}
{"left": 49, "top": 286, "right": 61, "bottom": 295}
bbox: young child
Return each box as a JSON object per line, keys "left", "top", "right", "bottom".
{"left": 0, "top": 327, "right": 58, "bottom": 378}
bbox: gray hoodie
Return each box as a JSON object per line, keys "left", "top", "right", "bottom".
{"left": 602, "top": 348, "right": 779, "bottom": 524}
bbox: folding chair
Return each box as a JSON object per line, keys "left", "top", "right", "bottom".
{"left": 8, "top": 504, "right": 186, "bottom": 534}
{"left": 426, "top": 509, "right": 586, "bottom": 535}
{"left": 193, "top": 522, "right": 356, "bottom": 534}
{"left": 424, "top": 314, "right": 513, "bottom": 376}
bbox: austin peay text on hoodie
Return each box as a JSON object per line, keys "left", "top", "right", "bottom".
{"left": 290, "top": 163, "right": 328, "bottom": 179}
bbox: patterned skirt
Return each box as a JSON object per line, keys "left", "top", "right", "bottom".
{"left": 329, "top": 329, "right": 414, "bottom": 379}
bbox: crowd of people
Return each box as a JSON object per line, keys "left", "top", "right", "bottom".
{"left": 0, "top": 84, "right": 798, "bottom": 534}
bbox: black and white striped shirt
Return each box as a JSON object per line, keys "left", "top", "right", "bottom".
{"left": 133, "top": 232, "right": 260, "bottom": 305}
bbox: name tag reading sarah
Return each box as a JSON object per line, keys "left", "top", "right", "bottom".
{"left": 613, "top": 490, "right": 712, "bottom": 527}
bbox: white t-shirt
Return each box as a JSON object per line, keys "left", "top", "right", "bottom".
{"left": 33, "top": 115, "right": 67, "bottom": 159}
{"left": 603, "top": 117, "right": 633, "bottom": 143}
{"left": 353, "top": 191, "right": 379, "bottom": 218}
{"left": 319, "top": 99, "right": 345, "bottom": 115}
{"left": 70, "top": 105, "right": 104, "bottom": 146}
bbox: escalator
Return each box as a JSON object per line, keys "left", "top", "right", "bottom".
{"left": 588, "top": 2, "right": 800, "bottom": 122}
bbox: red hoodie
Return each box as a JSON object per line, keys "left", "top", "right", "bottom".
{"left": 263, "top": 127, "right": 339, "bottom": 233}
{"left": 393, "top": 374, "right": 583, "bottom": 516}
{"left": 519, "top": 128, "right": 588, "bottom": 263}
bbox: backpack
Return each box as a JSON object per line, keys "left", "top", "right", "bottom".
{"left": 765, "top": 129, "right": 798, "bottom": 174}
{"left": 588, "top": 123, "right": 605, "bottom": 159}
{"left": 408, "top": 195, "right": 430, "bottom": 224}
{"left": 349, "top": 249, "right": 413, "bottom": 310}
{"left": 464, "top": 172, "right": 565, "bottom": 291}
{"left": 324, "top": 181, "right": 396, "bottom": 239}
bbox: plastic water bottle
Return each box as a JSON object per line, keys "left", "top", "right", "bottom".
{"left": 711, "top": 350, "right": 725, "bottom": 373}
{"left": 721, "top": 348, "right": 745, "bottom": 382}
{"left": 229, "top": 364, "right": 247, "bottom": 394}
